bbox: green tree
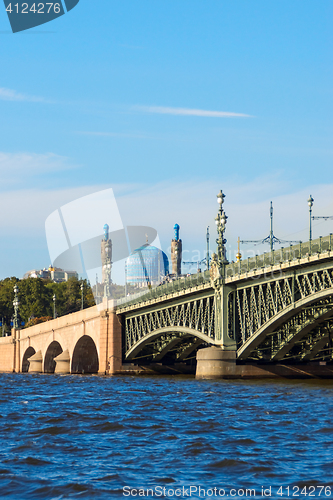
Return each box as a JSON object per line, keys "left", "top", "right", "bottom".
{"left": 19, "top": 278, "right": 52, "bottom": 322}
{"left": 0, "top": 277, "right": 18, "bottom": 333}
{"left": 0, "top": 276, "right": 96, "bottom": 333}
{"left": 46, "top": 277, "right": 95, "bottom": 316}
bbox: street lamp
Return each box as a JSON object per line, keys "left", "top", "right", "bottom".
{"left": 53, "top": 294, "right": 56, "bottom": 319}
{"left": 217, "top": 190, "right": 225, "bottom": 209}
{"left": 80, "top": 282, "right": 84, "bottom": 310}
{"left": 13, "top": 284, "right": 20, "bottom": 329}
{"left": 206, "top": 226, "right": 210, "bottom": 270}
{"left": 308, "top": 194, "right": 314, "bottom": 244}
{"left": 215, "top": 190, "right": 228, "bottom": 265}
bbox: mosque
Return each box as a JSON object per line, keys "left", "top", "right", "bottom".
{"left": 125, "top": 244, "right": 169, "bottom": 288}
{"left": 125, "top": 223, "right": 182, "bottom": 287}
{"left": 100, "top": 223, "right": 182, "bottom": 292}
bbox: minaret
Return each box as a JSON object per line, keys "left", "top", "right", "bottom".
{"left": 171, "top": 223, "right": 182, "bottom": 276}
{"left": 101, "top": 223, "right": 112, "bottom": 297}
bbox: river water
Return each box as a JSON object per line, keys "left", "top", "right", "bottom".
{"left": 0, "top": 374, "right": 333, "bottom": 500}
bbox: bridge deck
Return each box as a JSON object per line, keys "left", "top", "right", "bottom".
{"left": 117, "top": 233, "right": 333, "bottom": 314}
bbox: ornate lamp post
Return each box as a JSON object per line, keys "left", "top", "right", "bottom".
{"left": 215, "top": 190, "right": 228, "bottom": 265}
{"left": 209, "top": 190, "right": 235, "bottom": 349}
{"left": 102, "top": 224, "right": 112, "bottom": 298}
{"left": 80, "top": 282, "right": 84, "bottom": 310}
{"left": 308, "top": 195, "right": 314, "bottom": 245}
{"left": 206, "top": 226, "right": 210, "bottom": 270}
{"left": 210, "top": 190, "right": 228, "bottom": 286}
{"left": 308, "top": 195, "right": 333, "bottom": 253}
{"left": 13, "top": 284, "right": 20, "bottom": 329}
{"left": 53, "top": 294, "right": 56, "bottom": 319}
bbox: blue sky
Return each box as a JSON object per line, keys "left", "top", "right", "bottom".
{"left": 0, "top": 1, "right": 332, "bottom": 280}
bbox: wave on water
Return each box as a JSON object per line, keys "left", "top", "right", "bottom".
{"left": 0, "top": 374, "right": 333, "bottom": 499}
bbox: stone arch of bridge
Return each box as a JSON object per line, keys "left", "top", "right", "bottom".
{"left": 238, "top": 288, "right": 333, "bottom": 359}
{"left": 125, "top": 326, "right": 212, "bottom": 361}
{"left": 44, "top": 341, "right": 63, "bottom": 374}
{"left": 71, "top": 335, "right": 99, "bottom": 374}
{"left": 22, "top": 346, "right": 36, "bottom": 373}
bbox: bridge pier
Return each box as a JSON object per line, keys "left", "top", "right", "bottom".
{"left": 99, "top": 309, "right": 122, "bottom": 375}
{"left": 196, "top": 347, "right": 237, "bottom": 379}
{"left": 195, "top": 347, "right": 333, "bottom": 379}
{"left": 27, "top": 350, "right": 43, "bottom": 373}
{"left": 54, "top": 350, "right": 70, "bottom": 374}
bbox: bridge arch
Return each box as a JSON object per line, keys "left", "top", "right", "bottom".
{"left": 71, "top": 335, "right": 99, "bottom": 374}
{"left": 238, "top": 288, "right": 333, "bottom": 359}
{"left": 44, "top": 341, "right": 63, "bottom": 374}
{"left": 126, "top": 326, "right": 211, "bottom": 361}
{"left": 22, "top": 347, "right": 36, "bottom": 373}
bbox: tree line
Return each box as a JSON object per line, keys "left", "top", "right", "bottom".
{"left": 0, "top": 277, "right": 95, "bottom": 334}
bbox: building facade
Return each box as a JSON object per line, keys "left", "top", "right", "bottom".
{"left": 23, "top": 267, "right": 78, "bottom": 282}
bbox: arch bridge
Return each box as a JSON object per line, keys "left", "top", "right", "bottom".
{"left": 0, "top": 235, "right": 332, "bottom": 378}
{"left": 0, "top": 303, "right": 122, "bottom": 375}
{"left": 116, "top": 234, "right": 333, "bottom": 373}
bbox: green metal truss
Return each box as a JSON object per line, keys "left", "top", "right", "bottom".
{"left": 118, "top": 234, "right": 333, "bottom": 364}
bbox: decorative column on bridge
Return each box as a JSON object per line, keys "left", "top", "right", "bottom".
{"left": 196, "top": 190, "right": 237, "bottom": 379}
{"left": 209, "top": 190, "right": 236, "bottom": 349}
{"left": 12, "top": 284, "right": 21, "bottom": 373}
{"left": 101, "top": 223, "right": 112, "bottom": 298}
{"left": 171, "top": 223, "right": 182, "bottom": 277}
{"left": 13, "top": 284, "right": 20, "bottom": 330}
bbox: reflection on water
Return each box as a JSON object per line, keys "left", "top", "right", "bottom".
{"left": 0, "top": 374, "right": 333, "bottom": 499}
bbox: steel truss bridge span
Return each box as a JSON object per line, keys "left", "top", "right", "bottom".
{"left": 235, "top": 272, "right": 333, "bottom": 361}
{"left": 124, "top": 293, "right": 215, "bottom": 364}
{"left": 117, "top": 238, "right": 333, "bottom": 366}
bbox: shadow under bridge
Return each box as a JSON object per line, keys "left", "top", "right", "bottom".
{"left": 123, "top": 294, "right": 216, "bottom": 366}
{"left": 234, "top": 266, "right": 333, "bottom": 363}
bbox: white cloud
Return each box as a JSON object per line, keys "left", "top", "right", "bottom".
{"left": 135, "top": 105, "right": 253, "bottom": 118}
{"left": 0, "top": 178, "right": 331, "bottom": 245}
{"left": 0, "top": 185, "right": 107, "bottom": 232}
{"left": 0, "top": 178, "right": 332, "bottom": 279}
{"left": 0, "top": 87, "right": 45, "bottom": 102}
{"left": 0, "top": 184, "right": 109, "bottom": 279}
{"left": 0, "top": 152, "right": 76, "bottom": 185}
{"left": 115, "top": 178, "right": 333, "bottom": 263}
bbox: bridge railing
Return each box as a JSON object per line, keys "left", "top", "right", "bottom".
{"left": 116, "top": 234, "right": 333, "bottom": 309}
{"left": 117, "top": 270, "right": 212, "bottom": 308}
{"left": 225, "top": 234, "right": 333, "bottom": 278}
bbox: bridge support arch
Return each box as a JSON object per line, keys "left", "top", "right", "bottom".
{"left": 237, "top": 288, "right": 333, "bottom": 360}
{"left": 22, "top": 347, "right": 35, "bottom": 373}
{"left": 44, "top": 341, "right": 63, "bottom": 374}
{"left": 125, "top": 326, "right": 212, "bottom": 364}
{"left": 71, "top": 335, "right": 99, "bottom": 374}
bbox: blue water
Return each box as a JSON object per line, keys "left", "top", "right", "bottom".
{"left": 0, "top": 374, "right": 333, "bottom": 499}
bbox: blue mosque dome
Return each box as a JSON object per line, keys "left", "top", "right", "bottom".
{"left": 126, "top": 244, "right": 169, "bottom": 286}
